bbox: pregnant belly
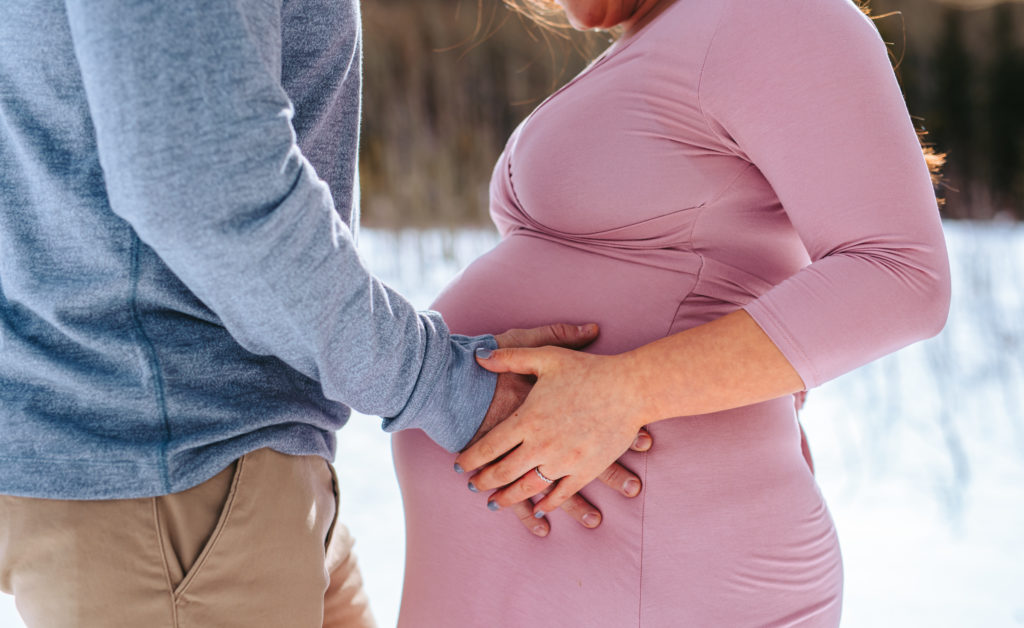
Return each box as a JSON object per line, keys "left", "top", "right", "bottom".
{"left": 429, "top": 231, "right": 702, "bottom": 355}
{"left": 393, "top": 231, "right": 840, "bottom": 625}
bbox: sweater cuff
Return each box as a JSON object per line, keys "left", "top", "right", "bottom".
{"left": 381, "top": 332, "right": 498, "bottom": 452}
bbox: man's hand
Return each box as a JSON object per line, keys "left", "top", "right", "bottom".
{"left": 794, "top": 391, "right": 813, "bottom": 474}
{"left": 460, "top": 323, "right": 651, "bottom": 537}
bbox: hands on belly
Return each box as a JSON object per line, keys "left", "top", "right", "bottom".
{"left": 455, "top": 310, "right": 806, "bottom": 517}
{"left": 456, "top": 323, "right": 651, "bottom": 536}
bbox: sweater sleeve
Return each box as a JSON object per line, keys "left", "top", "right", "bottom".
{"left": 699, "top": 0, "right": 951, "bottom": 389}
{"left": 63, "top": 0, "right": 495, "bottom": 451}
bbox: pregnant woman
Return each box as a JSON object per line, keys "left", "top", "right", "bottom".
{"left": 394, "top": 0, "right": 950, "bottom": 625}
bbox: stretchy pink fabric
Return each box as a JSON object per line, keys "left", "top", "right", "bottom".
{"left": 393, "top": 0, "right": 950, "bottom": 625}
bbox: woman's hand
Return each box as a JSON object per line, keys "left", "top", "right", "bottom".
{"left": 455, "top": 310, "right": 807, "bottom": 516}
{"left": 506, "top": 429, "right": 650, "bottom": 537}
{"left": 455, "top": 346, "right": 651, "bottom": 516}
{"left": 468, "top": 323, "right": 651, "bottom": 534}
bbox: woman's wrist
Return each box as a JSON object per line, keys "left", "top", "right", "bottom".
{"left": 610, "top": 349, "right": 665, "bottom": 431}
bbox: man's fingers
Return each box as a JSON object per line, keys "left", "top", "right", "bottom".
{"left": 630, "top": 427, "right": 652, "bottom": 452}
{"left": 794, "top": 390, "right": 808, "bottom": 412}
{"left": 559, "top": 494, "right": 602, "bottom": 529}
{"left": 596, "top": 461, "right": 642, "bottom": 498}
{"left": 495, "top": 323, "right": 599, "bottom": 350}
{"left": 510, "top": 500, "right": 549, "bottom": 538}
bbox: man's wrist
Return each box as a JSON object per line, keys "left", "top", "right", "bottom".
{"left": 444, "top": 334, "right": 499, "bottom": 451}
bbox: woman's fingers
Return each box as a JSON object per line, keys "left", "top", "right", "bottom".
{"left": 466, "top": 442, "right": 540, "bottom": 495}
{"left": 533, "top": 477, "right": 588, "bottom": 515}
{"left": 455, "top": 411, "right": 526, "bottom": 475}
{"left": 509, "top": 500, "right": 550, "bottom": 538}
{"left": 490, "top": 460, "right": 640, "bottom": 518}
{"left": 462, "top": 347, "right": 644, "bottom": 517}
{"left": 485, "top": 465, "right": 556, "bottom": 510}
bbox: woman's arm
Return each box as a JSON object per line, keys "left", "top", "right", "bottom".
{"left": 454, "top": 0, "right": 950, "bottom": 514}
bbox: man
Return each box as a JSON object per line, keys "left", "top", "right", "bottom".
{"left": 0, "top": 1, "right": 646, "bottom": 626}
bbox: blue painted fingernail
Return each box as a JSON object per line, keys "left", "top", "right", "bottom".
{"left": 534, "top": 511, "right": 546, "bottom": 519}
{"left": 475, "top": 347, "right": 493, "bottom": 360}
{"left": 468, "top": 481, "right": 479, "bottom": 493}
{"left": 487, "top": 500, "right": 500, "bottom": 511}
{"left": 454, "top": 462, "right": 464, "bottom": 474}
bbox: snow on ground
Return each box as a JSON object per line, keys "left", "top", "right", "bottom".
{"left": 2, "top": 221, "right": 1022, "bottom": 627}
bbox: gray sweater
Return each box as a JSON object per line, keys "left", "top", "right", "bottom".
{"left": 0, "top": 0, "right": 497, "bottom": 499}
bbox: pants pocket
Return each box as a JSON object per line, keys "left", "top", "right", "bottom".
{"left": 154, "top": 458, "right": 242, "bottom": 596}
{"left": 159, "top": 449, "right": 344, "bottom": 627}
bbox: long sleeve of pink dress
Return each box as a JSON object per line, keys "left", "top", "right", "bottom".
{"left": 704, "top": 0, "right": 950, "bottom": 388}
{"left": 392, "top": 0, "right": 950, "bottom": 626}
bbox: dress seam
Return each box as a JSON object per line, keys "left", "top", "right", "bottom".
{"left": 669, "top": 161, "right": 754, "bottom": 335}
{"left": 636, "top": 447, "right": 649, "bottom": 627}
{"left": 695, "top": 0, "right": 733, "bottom": 151}
{"left": 666, "top": 253, "right": 705, "bottom": 338}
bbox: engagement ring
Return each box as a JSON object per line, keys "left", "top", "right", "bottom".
{"left": 534, "top": 467, "right": 556, "bottom": 484}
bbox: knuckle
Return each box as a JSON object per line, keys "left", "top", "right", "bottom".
{"left": 603, "top": 465, "right": 625, "bottom": 485}
{"left": 512, "top": 505, "right": 534, "bottom": 523}
{"left": 556, "top": 484, "right": 579, "bottom": 505}
{"left": 478, "top": 441, "right": 497, "bottom": 460}
{"left": 494, "top": 466, "right": 516, "bottom": 486}
{"left": 559, "top": 495, "right": 583, "bottom": 516}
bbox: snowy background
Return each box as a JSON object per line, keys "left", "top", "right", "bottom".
{"left": 2, "top": 221, "right": 1022, "bottom": 627}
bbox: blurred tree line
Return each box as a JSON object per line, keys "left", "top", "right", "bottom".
{"left": 870, "top": 0, "right": 1024, "bottom": 220}
{"left": 358, "top": 0, "right": 1024, "bottom": 226}
{"left": 359, "top": 0, "right": 601, "bottom": 227}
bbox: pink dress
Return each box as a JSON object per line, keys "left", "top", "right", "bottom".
{"left": 392, "top": 0, "right": 950, "bottom": 625}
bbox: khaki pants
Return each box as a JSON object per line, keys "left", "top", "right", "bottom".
{"left": 0, "top": 448, "right": 377, "bottom": 628}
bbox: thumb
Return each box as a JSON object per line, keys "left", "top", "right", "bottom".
{"left": 475, "top": 346, "right": 550, "bottom": 376}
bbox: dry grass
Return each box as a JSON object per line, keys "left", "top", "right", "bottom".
{"left": 359, "top": 0, "right": 604, "bottom": 227}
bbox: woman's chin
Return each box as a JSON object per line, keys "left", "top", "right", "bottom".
{"left": 556, "top": 3, "right": 611, "bottom": 31}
